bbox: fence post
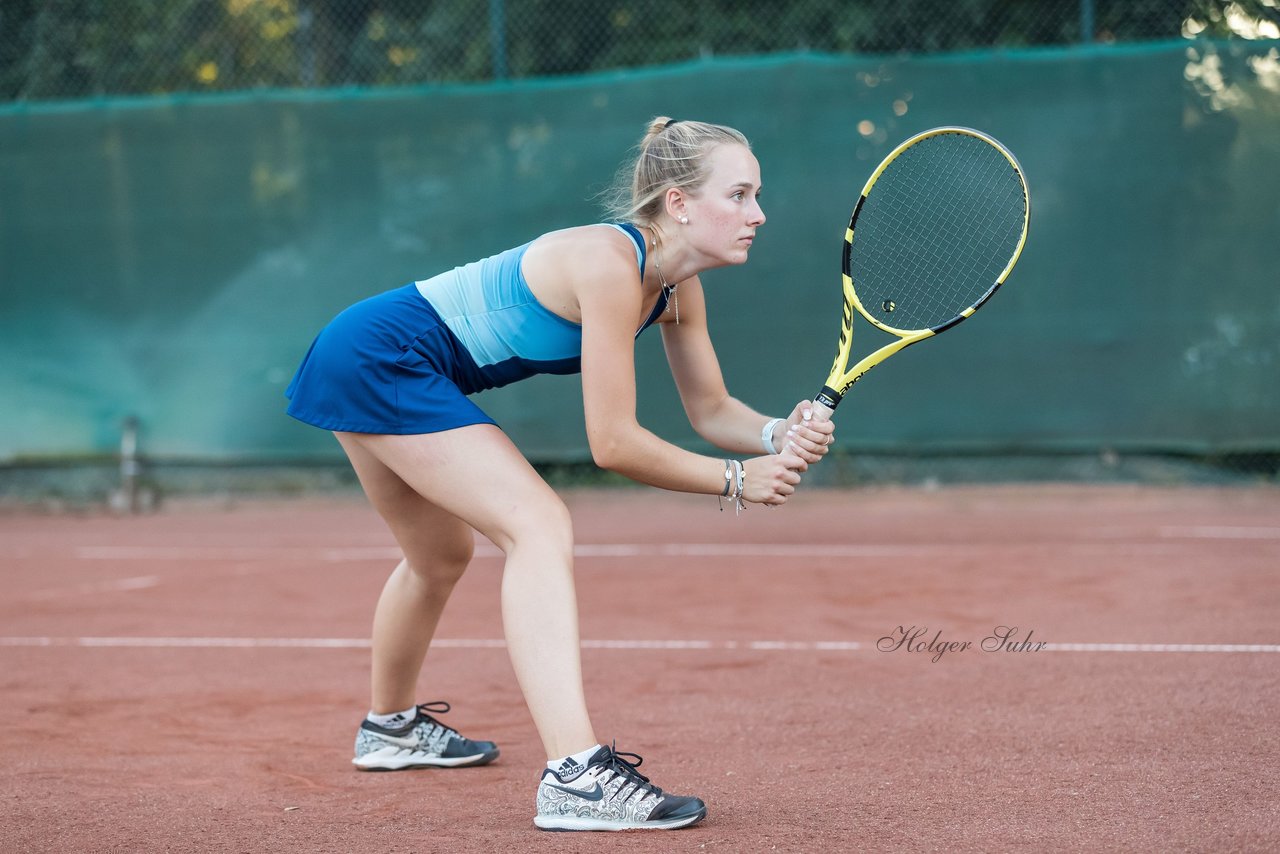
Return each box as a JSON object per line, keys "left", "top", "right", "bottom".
{"left": 1080, "top": 0, "right": 1095, "bottom": 44}
{"left": 490, "top": 0, "right": 508, "bottom": 80}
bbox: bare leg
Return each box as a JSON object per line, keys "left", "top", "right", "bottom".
{"left": 340, "top": 435, "right": 476, "bottom": 713}
{"left": 369, "top": 562, "right": 456, "bottom": 713}
{"left": 337, "top": 427, "right": 596, "bottom": 760}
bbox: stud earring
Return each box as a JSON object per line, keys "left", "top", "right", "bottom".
{"left": 680, "top": 216, "right": 688, "bottom": 224}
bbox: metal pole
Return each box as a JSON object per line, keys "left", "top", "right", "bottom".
{"left": 119, "top": 415, "right": 141, "bottom": 514}
{"left": 1080, "top": 0, "right": 1095, "bottom": 44}
{"left": 489, "top": 0, "right": 508, "bottom": 80}
{"left": 297, "top": 5, "right": 316, "bottom": 88}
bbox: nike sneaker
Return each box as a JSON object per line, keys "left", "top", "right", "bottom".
{"left": 534, "top": 744, "right": 707, "bottom": 831}
{"left": 352, "top": 701, "right": 499, "bottom": 770}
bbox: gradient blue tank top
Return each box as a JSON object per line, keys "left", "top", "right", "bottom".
{"left": 415, "top": 223, "right": 667, "bottom": 393}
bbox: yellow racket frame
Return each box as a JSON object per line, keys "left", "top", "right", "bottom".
{"left": 813, "top": 126, "right": 1030, "bottom": 420}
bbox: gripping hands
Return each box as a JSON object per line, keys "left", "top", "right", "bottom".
{"left": 778, "top": 400, "right": 836, "bottom": 465}
{"left": 741, "top": 401, "right": 836, "bottom": 507}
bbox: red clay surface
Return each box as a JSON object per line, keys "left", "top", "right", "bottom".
{"left": 2, "top": 484, "right": 1278, "bottom": 852}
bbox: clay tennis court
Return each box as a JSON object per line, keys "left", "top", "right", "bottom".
{"left": 2, "top": 484, "right": 1277, "bottom": 852}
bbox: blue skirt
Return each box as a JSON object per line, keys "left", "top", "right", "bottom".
{"left": 285, "top": 284, "right": 498, "bottom": 435}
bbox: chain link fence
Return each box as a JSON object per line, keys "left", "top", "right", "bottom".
{"left": 3, "top": 0, "right": 1279, "bottom": 101}
{"left": 3, "top": 2, "right": 1278, "bottom": 494}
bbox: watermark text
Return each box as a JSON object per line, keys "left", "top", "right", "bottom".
{"left": 877, "top": 625, "right": 1047, "bottom": 662}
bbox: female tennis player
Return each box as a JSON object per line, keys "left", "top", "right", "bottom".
{"left": 285, "top": 116, "right": 835, "bottom": 832}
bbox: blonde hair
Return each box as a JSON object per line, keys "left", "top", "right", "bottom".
{"left": 604, "top": 116, "right": 751, "bottom": 227}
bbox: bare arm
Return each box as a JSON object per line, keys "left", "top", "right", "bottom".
{"left": 572, "top": 240, "right": 803, "bottom": 504}
{"left": 660, "top": 277, "right": 833, "bottom": 459}
{"left": 658, "top": 277, "right": 770, "bottom": 454}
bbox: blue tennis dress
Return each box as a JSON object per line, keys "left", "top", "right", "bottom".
{"left": 285, "top": 223, "right": 665, "bottom": 434}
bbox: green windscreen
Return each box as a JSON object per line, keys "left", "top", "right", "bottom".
{"left": 1, "top": 44, "right": 1277, "bottom": 463}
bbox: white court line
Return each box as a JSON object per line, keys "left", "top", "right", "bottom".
{"left": 1044, "top": 643, "right": 1280, "bottom": 653}
{"left": 68, "top": 544, "right": 963, "bottom": 560}
{"left": 72, "top": 546, "right": 409, "bottom": 561}
{"left": 13, "top": 527, "right": 1276, "bottom": 563}
{"left": 27, "top": 576, "right": 160, "bottom": 600}
{"left": 69, "top": 542, "right": 1187, "bottom": 562}
{"left": 0, "top": 637, "right": 1276, "bottom": 653}
{"left": 1158, "top": 526, "right": 1280, "bottom": 540}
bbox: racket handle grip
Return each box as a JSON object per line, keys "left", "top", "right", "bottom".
{"left": 812, "top": 387, "right": 841, "bottom": 422}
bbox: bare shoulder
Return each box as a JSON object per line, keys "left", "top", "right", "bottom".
{"left": 523, "top": 225, "right": 643, "bottom": 323}
{"left": 526, "top": 224, "right": 640, "bottom": 275}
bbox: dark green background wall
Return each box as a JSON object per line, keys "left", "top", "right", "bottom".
{"left": 2, "top": 44, "right": 1277, "bottom": 463}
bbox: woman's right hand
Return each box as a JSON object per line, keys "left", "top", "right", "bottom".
{"left": 742, "top": 449, "right": 806, "bottom": 506}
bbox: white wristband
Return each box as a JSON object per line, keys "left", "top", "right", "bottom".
{"left": 761, "top": 418, "right": 785, "bottom": 454}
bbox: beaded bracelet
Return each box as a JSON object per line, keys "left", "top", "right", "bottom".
{"left": 719, "top": 459, "right": 746, "bottom": 513}
{"left": 732, "top": 459, "right": 745, "bottom": 514}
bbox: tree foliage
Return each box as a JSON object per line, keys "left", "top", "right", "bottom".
{"left": 1, "top": 0, "right": 1275, "bottom": 101}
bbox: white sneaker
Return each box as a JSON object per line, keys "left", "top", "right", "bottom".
{"left": 352, "top": 701, "right": 498, "bottom": 770}
{"left": 534, "top": 744, "right": 706, "bottom": 831}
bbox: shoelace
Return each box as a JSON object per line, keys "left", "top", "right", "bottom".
{"left": 597, "top": 743, "right": 663, "bottom": 803}
{"left": 415, "top": 701, "right": 459, "bottom": 740}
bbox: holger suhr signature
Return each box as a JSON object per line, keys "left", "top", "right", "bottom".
{"left": 878, "top": 625, "right": 1048, "bottom": 663}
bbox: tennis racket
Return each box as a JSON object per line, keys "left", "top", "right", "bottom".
{"left": 812, "top": 126, "right": 1030, "bottom": 421}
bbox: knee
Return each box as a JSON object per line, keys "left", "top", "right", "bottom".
{"left": 404, "top": 533, "right": 474, "bottom": 589}
{"left": 496, "top": 496, "right": 574, "bottom": 560}
{"left": 439, "top": 535, "right": 477, "bottom": 579}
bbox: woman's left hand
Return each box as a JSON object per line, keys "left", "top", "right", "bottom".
{"left": 778, "top": 400, "right": 836, "bottom": 464}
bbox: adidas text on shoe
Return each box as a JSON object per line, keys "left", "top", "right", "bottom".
{"left": 534, "top": 744, "right": 706, "bottom": 832}
{"left": 353, "top": 701, "right": 499, "bottom": 771}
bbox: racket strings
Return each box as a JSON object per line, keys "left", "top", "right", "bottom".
{"left": 850, "top": 132, "right": 1026, "bottom": 332}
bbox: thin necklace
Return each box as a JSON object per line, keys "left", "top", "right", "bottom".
{"left": 651, "top": 237, "right": 679, "bottom": 324}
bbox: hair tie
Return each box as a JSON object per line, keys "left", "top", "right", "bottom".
{"left": 664, "top": 119, "right": 680, "bottom": 129}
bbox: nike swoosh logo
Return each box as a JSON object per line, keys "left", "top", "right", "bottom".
{"left": 371, "top": 731, "right": 421, "bottom": 749}
{"left": 545, "top": 781, "right": 605, "bottom": 801}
